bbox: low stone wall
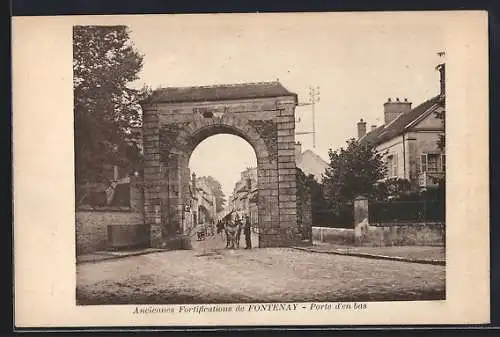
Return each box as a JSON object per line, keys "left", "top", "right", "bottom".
{"left": 76, "top": 210, "right": 144, "bottom": 255}
{"left": 354, "top": 219, "right": 445, "bottom": 246}
{"left": 353, "top": 196, "right": 445, "bottom": 247}
{"left": 312, "top": 226, "right": 355, "bottom": 245}
{"left": 76, "top": 178, "right": 145, "bottom": 255}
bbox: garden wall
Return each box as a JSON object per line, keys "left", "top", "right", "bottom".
{"left": 76, "top": 210, "right": 144, "bottom": 255}
{"left": 76, "top": 178, "right": 145, "bottom": 255}
{"left": 312, "top": 226, "right": 354, "bottom": 245}
{"left": 353, "top": 196, "right": 445, "bottom": 247}
{"left": 354, "top": 219, "right": 445, "bottom": 246}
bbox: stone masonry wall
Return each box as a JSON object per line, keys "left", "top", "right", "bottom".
{"left": 142, "top": 106, "right": 163, "bottom": 247}
{"left": 76, "top": 211, "right": 144, "bottom": 255}
{"left": 143, "top": 96, "right": 300, "bottom": 248}
{"left": 76, "top": 180, "right": 144, "bottom": 255}
{"left": 353, "top": 196, "right": 445, "bottom": 247}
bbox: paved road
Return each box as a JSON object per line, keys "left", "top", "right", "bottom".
{"left": 77, "top": 233, "right": 445, "bottom": 305}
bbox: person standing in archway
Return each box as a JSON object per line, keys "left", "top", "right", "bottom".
{"left": 234, "top": 213, "right": 242, "bottom": 248}
{"left": 244, "top": 214, "right": 252, "bottom": 249}
{"left": 224, "top": 216, "right": 231, "bottom": 248}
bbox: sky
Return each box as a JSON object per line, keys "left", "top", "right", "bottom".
{"left": 126, "top": 13, "right": 445, "bottom": 198}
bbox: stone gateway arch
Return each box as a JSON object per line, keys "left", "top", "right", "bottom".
{"left": 141, "top": 81, "right": 309, "bottom": 248}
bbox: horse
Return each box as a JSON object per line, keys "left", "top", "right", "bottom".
{"left": 224, "top": 216, "right": 241, "bottom": 249}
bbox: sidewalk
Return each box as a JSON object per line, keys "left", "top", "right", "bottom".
{"left": 293, "top": 242, "right": 445, "bottom": 265}
{"left": 77, "top": 248, "right": 167, "bottom": 264}
{"left": 77, "top": 224, "right": 212, "bottom": 264}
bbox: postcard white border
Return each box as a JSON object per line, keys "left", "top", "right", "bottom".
{"left": 12, "top": 11, "right": 489, "bottom": 327}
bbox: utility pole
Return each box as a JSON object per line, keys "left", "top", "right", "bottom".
{"left": 296, "top": 85, "right": 320, "bottom": 148}
{"left": 309, "top": 85, "right": 320, "bottom": 148}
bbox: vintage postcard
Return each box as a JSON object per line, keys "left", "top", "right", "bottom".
{"left": 13, "top": 11, "right": 489, "bottom": 328}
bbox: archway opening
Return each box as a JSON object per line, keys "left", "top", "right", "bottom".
{"left": 186, "top": 133, "right": 260, "bottom": 249}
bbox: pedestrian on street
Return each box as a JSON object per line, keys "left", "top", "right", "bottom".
{"left": 224, "top": 218, "right": 231, "bottom": 248}
{"left": 234, "top": 213, "right": 242, "bottom": 248}
{"left": 244, "top": 215, "right": 252, "bottom": 249}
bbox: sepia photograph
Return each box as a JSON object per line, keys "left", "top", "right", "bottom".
{"left": 13, "top": 11, "right": 489, "bottom": 327}
{"left": 74, "top": 17, "right": 447, "bottom": 306}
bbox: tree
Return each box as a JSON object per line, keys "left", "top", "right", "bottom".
{"left": 73, "top": 25, "right": 149, "bottom": 188}
{"left": 322, "top": 138, "right": 387, "bottom": 211}
{"left": 303, "top": 173, "right": 334, "bottom": 226}
{"left": 199, "top": 176, "right": 226, "bottom": 212}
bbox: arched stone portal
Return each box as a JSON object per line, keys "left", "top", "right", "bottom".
{"left": 141, "top": 81, "right": 302, "bottom": 248}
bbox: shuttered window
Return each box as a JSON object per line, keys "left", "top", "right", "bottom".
{"left": 420, "top": 154, "right": 427, "bottom": 173}
{"left": 387, "top": 154, "right": 398, "bottom": 177}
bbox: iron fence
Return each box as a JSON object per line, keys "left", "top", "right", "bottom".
{"left": 312, "top": 205, "right": 354, "bottom": 228}
{"left": 368, "top": 199, "right": 445, "bottom": 224}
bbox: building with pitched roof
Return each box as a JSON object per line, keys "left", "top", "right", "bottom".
{"left": 294, "top": 142, "right": 329, "bottom": 182}
{"left": 358, "top": 63, "right": 446, "bottom": 190}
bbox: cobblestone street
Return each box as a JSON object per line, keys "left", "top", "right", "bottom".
{"left": 77, "top": 233, "right": 445, "bottom": 305}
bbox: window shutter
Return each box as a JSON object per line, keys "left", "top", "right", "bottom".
{"left": 420, "top": 154, "right": 427, "bottom": 173}
{"left": 441, "top": 154, "right": 446, "bottom": 172}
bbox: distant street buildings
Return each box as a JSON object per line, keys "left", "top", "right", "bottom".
{"left": 228, "top": 167, "right": 258, "bottom": 223}
{"left": 183, "top": 173, "right": 218, "bottom": 234}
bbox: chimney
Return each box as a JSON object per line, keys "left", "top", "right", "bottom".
{"left": 295, "top": 141, "right": 302, "bottom": 158}
{"left": 357, "top": 118, "right": 367, "bottom": 139}
{"left": 383, "top": 97, "right": 412, "bottom": 124}
{"left": 437, "top": 63, "right": 445, "bottom": 96}
{"left": 371, "top": 124, "right": 377, "bottom": 132}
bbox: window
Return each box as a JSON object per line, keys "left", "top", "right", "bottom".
{"left": 386, "top": 154, "right": 398, "bottom": 178}
{"left": 420, "top": 153, "right": 445, "bottom": 173}
{"left": 427, "top": 154, "right": 439, "bottom": 172}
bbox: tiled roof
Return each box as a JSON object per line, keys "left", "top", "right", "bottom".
{"left": 360, "top": 95, "right": 443, "bottom": 146}
{"left": 147, "top": 81, "right": 297, "bottom": 104}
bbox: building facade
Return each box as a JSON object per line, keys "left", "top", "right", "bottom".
{"left": 358, "top": 63, "right": 446, "bottom": 190}
{"left": 228, "top": 167, "right": 258, "bottom": 224}
{"left": 183, "top": 173, "right": 218, "bottom": 234}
